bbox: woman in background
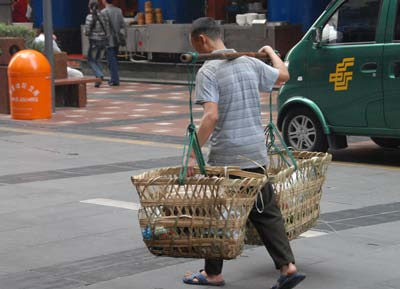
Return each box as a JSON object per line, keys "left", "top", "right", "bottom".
{"left": 85, "top": 0, "right": 109, "bottom": 88}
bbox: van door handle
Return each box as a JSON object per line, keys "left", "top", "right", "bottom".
{"left": 361, "top": 62, "right": 377, "bottom": 72}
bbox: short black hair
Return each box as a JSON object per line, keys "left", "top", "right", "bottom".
{"left": 105, "top": 0, "right": 113, "bottom": 3}
{"left": 191, "top": 17, "right": 221, "bottom": 40}
{"left": 89, "top": 0, "right": 99, "bottom": 10}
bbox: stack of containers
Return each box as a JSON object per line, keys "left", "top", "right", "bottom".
{"left": 155, "top": 8, "right": 163, "bottom": 24}
{"left": 137, "top": 12, "right": 145, "bottom": 25}
{"left": 138, "top": 0, "right": 204, "bottom": 24}
{"left": 145, "top": 1, "right": 153, "bottom": 24}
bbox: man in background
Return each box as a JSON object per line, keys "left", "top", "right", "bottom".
{"left": 101, "top": 0, "right": 127, "bottom": 86}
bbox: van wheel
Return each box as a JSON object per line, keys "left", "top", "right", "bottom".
{"left": 282, "top": 108, "right": 328, "bottom": 152}
{"left": 370, "top": 137, "right": 400, "bottom": 149}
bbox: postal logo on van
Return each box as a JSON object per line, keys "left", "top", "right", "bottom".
{"left": 329, "top": 57, "right": 355, "bottom": 91}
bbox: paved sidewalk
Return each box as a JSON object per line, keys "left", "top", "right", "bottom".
{"left": 0, "top": 82, "right": 399, "bottom": 289}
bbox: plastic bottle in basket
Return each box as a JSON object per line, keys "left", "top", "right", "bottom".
{"left": 203, "top": 228, "right": 240, "bottom": 240}
{"left": 203, "top": 228, "right": 220, "bottom": 238}
{"left": 142, "top": 226, "right": 175, "bottom": 240}
{"left": 224, "top": 230, "right": 240, "bottom": 240}
{"left": 142, "top": 226, "right": 152, "bottom": 240}
{"left": 154, "top": 226, "right": 168, "bottom": 239}
{"left": 221, "top": 208, "right": 241, "bottom": 219}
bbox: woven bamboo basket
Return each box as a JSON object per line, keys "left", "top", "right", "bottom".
{"left": 244, "top": 150, "right": 332, "bottom": 245}
{"left": 131, "top": 166, "right": 267, "bottom": 259}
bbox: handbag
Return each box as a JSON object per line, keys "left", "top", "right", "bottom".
{"left": 115, "top": 30, "right": 127, "bottom": 47}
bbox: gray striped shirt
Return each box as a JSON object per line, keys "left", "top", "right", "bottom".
{"left": 195, "top": 49, "right": 279, "bottom": 168}
{"left": 85, "top": 13, "right": 109, "bottom": 41}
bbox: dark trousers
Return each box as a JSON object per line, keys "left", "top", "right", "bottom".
{"left": 106, "top": 46, "right": 120, "bottom": 85}
{"left": 205, "top": 167, "right": 295, "bottom": 275}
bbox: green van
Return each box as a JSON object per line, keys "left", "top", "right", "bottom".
{"left": 277, "top": 0, "right": 400, "bottom": 152}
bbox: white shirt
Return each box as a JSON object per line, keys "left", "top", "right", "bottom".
{"left": 34, "top": 34, "right": 62, "bottom": 53}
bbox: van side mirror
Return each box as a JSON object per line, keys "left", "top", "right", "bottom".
{"left": 312, "top": 28, "right": 322, "bottom": 48}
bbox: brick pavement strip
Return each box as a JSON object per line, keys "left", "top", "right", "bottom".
{"left": 0, "top": 248, "right": 189, "bottom": 289}
{"left": 0, "top": 156, "right": 181, "bottom": 184}
{"left": 0, "top": 83, "right": 279, "bottom": 145}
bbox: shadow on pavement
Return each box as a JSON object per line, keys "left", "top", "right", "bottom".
{"left": 330, "top": 141, "right": 400, "bottom": 167}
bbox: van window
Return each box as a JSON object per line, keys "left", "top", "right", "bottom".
{"left": 394, "top": 0, "right": 400, "bottom": 40}
{"left": 322, "top": 0, "right": 382, "bottom": 44}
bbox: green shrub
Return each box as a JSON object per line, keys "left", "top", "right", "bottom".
{"left": 0, "top": 23, "right": 36, "bottom": 49}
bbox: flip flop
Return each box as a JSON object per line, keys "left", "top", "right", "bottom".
{"left": 183, "top": 271, "right": 225, "bottom": 286}
{"left": 271, "top": 273, "right": 306, "bottom": 289}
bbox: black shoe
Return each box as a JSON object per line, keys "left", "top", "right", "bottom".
{"left": 108, "top": 82, "right": 120, "bottom": 86}
{"left": 94, "top": 76, "right": 103, "bottom": 88}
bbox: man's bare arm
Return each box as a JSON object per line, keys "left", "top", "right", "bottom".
{"left": 187, "top": 102, "right": 218, "bottom": 176}
{"left": 258, "top": 45, "right": 290, "bottom": 83}
{"left": 196, "top": 102, "right": 218, "bottom": 147}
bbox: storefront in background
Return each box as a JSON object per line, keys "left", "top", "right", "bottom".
{"left": 31, "top": 0, "right": 88, "bottom": 53}
{"left": 268, "top": 0, "right": 331, "bottom": 31}
{"left": 137, "top": 0, "right": 204, "bottom": 23}
{"left": 0, "top": 0, "right": 12, "bottom": 23}
{"left": 28, "top": 0, "right": 332, "bottom": 54}
{"left": 25, "top": 0, "right": 333, "bottom": 31}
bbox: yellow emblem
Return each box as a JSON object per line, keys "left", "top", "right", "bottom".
{"left": 329, "top": 57, "right": 355, "bottom": 91}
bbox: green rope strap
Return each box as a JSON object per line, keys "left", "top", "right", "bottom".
{"left": 179, "top": 52, "right": 206, "bottom": 184}
{"left": 265, "top": 91, "right": 298, "bottom": 170}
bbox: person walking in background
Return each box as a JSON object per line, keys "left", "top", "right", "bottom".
{"left": 85, "top": 0, "right": 109, "bottom": 88}
{"left": 101, "top": 0, "right": 127, "bottom": 86}
{"left": 182, "top": 17, "right": 306, "bottom": 289}
{"left": 12, "top": 0, "right": 29, "bottom": 23}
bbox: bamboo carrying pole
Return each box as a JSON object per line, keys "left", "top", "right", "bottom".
{"left": 180, "top": 52, "right": 270, "bottom": 63}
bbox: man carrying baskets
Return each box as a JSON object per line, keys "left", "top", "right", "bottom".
{"left": 182, "top": 17, "right": 305, "bottom": 289}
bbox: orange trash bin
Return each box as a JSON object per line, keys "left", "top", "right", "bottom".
{"left": 7, "top": 49, "right": 52, "bottom": 120}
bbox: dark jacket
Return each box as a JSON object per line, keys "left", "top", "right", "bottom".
{"left": 101, "top": 6, "right": 127, "bottom": 47}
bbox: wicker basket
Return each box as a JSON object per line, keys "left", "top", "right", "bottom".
{"left": 244, "top": 151, "right": 332, "bottom": 245}
{"left": 131, "top": 166, "right": 267, "bottom": 259}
